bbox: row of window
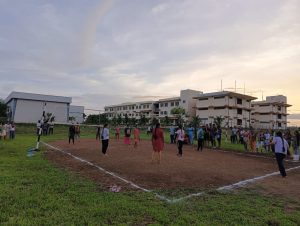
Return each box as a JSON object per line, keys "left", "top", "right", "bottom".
{"left": 106, "top": 104, "right": 151, "bottom": 112}
{"left": 159, "top": 101, "right": 180, "bottom": 107}
{"left": 106, "top": 112, "right": 150, "bottom": 117}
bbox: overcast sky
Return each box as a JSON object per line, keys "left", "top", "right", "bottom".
{"left": 0, "top": 0, "right": 299, "bottom": 116}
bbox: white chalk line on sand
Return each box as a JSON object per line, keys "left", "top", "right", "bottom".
{"left": 41, "top": 142, "right": 300, "bottom": 204}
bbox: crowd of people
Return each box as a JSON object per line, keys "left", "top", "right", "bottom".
{"left": 0, "top": 122, "right": 16, "bottom": 140}
{"left": 65, "top": 123, "right": 300, "bottom": 178}
{"left": 36, "top": 120, "right": 54, "bottom": 136}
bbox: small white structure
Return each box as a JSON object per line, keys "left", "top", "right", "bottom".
{"left": 194, "top": 91, "right": 257, "bottom": 127}
{"left": 69, "top": 105, "right": 85, "bottom": 123}
{"left": 5, "top": 91, "right": 72, "bottom": 123}
{"left": 251, "top": 95, "right": 291, "bottom": 129}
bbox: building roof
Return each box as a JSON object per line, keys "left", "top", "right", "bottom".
{"left": 105, "top": 100, "right": 157, "bottom": 108}
{"left": 193, "top": 91, "right": 257, "bottom": 101}
{"left": 5, "top": 91, "right": 72, "bottom": 104}
{"left": 158, "top": 96, "right": 180, "bottom": 102}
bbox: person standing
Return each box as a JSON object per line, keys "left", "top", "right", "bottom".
{"left": 133, "top": 126, "right": 140, "bottom": 148}
{"left": 101, "top": 124, "right": 109, "bottom": 155}
{"left": 96, "top": 126, "right": 101, "bottom": 140}
{"left": 124, "top": 125, "right": 131, "bottom": 145}
{"left": 115, "top": 126, "right": 120, "bottom": 140}
{"left": 169, "top": 126, "right": 175, "bottom": 144}
{"left": 272, "top": 131, "right": 289, "bottom": 178}
{"left": 151, "top": 123, "right": 164, "bottom": 163}
{"left": 75, "top": 124, "right": 80, "bottom": 141}
{"left": 9, "top": 123, "right": 16, "bottom": 139}
{"left": 216, "top": 126, "right": 222, "bottom": 148}
{"left": 197, "top": 126, "right": 204, "bottom": 151}
{"left": 176, "top": 125, "right": 185, "bottom": 157}
{"left": 68, "top": 124, "right": 76, "bottom": 144}
{"left": 48, "top": 121, "right": 54, "bottom": 135}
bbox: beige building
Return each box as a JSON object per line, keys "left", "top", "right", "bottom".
{"left": 104, "top": 89, "right": 202, "bottom": 124}
{"left": 251, "top": 95, "right": 291, "bottom": 129}
{"left": 194, "top": 91, "right": 257, "bottom": 127}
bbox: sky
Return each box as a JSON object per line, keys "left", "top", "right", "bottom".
{"left": 0, "top": 0, "right": 299, "bottom": 119}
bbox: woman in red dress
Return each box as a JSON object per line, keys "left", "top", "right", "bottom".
{"left": 151, "top": 123, "right": 164, "bottom": 163}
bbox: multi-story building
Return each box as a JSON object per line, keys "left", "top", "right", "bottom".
{"left": 104, "top": 101, "right": 159, "bottom": 120}
{"left": 194, "top": 91, "right": 257, "bottom": 127}
{"left": 104, "top": 89, "right": 202, "bottom": 124}
{"left": 251, "top": 95, "right": 291, "bottom": 129}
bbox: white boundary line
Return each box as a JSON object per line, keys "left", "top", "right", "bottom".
{"left": 41, "top": 141, "right": 300, "bottom": 204}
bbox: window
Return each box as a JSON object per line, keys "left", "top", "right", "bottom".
{"left": 278, "top": 122, "right": 282, "bottom": 127}
{"left": 171, "top": 102, "right": 174, "bottom": 106}
{"left": 237, "top": 108, "right": 242, "bottom": 115}
{"left": 175, "top": 102, "right": 179, "bottom": 106}
{"left": 160, "top": 103, "right": 163, "bottom": 107}
{"left": 182, "top": 100, "right": 186, "bottom": 103}
{"left": 143, "top": 105, "right": 146, "bottom": 109}
{"left": 199, "top": 98, "right": 208, "bottom": 101}
{"left": 278, "top": 114, "right": 282, "bottom": 119}
{"left": 198, "top": 107, "right": 208, "bottom": 110}
{"left": 160, "top": 111, "right": 163, "bottom": 115}
{"left": 139, "top": 106, "right": 141, "bottom": 109}
{"left": 214, "top": 107, "right": 225, "bottom": 110}
{"left": 277, "top": 106, "right": 281, "bottom": 111}
{"left": 164, "top": 103, "right": 168, "bottom": 107}
{"left": 164, "top": 111, "right": 167, "bottom": 115}
{"left": 237, "top": 98, "right": 242, "bottom": 105}
{"left": 214, "top": 96, "right": 225, "bottom": 99}
{"left": 237, "top": 119, "right": 242, "bottom": 125}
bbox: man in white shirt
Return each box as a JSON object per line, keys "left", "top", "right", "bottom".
{"left": 272, "top": 131, "right": 289, "bottom": 177}
{"left": 101, "top": 124, "right": 109, "bottom": 155}
{"left": 176, "top": 125, "right": 185, "bottom": 157}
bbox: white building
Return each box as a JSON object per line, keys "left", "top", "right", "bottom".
{"left": 158, "top": 89, "right": 202, "bottom": 124}
{"left": 104, "top": 89, "right": 202, "bottom": 124}
{"left": 194, "top": 91, "right": 257, "bottom": 127}
{"left": 5, "top": 91, "right": 84, "bottom": 124}
{"left": 104, "top": 101, "right": 159, "bottom": 120}
{"left": 251, "top": 95, "right": 291, "bottom": 129}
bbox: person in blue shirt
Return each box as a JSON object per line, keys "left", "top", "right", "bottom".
{"left": 169, "top": 126, "right": 175, "bottom": 144}
{"left": 197, "top": 126, "right": 204, "bottom": 151}
{"left": 186, "top": 125, "right": 194, "bottom": 145}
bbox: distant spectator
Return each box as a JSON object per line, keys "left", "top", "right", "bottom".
{"left": 9, "top": 123, "right": 16, "bottom": 139}
{"left": 101, "top": 124, "right": 109, "bottom": 155}
{"left": 151, "top": 123, "right": 164, "bottom": 163}
{"left": 272, "top": 131, "right": 289, "bottom": 178}
{"left": 69, "top": 124, "right": 76, "bottom": 144}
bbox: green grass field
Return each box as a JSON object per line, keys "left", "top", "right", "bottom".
{"left": 0, "top": 125, "right": 299, "bottom": 225}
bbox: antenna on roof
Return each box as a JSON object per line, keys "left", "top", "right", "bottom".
{"left": 221, "top": 79, "right": 223, "bottom": 91}
{"left": 234, "top": 80, "right": 236, "bottom": 92}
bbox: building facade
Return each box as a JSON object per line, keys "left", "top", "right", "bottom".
{"left": 104, "top": 89, "right": 202, "bottom": 124}
{"left": 69, "top": 105, "right": 85, "bottom": 123}
{"left": 251, "top": 95, "right": 291, "bottom": 129}
{"left": 194, "top": 91, "right": 257, "bottom": 127}
{"left": 5, "top": 91, "right": 84, "bottom": 124}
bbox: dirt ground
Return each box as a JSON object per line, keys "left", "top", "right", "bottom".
{"left": 45, "top": 138, "right": 300, "bottom": 200}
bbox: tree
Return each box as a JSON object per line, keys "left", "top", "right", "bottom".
{"left": 161, "top": 116, "right": 171, "bottom": 126}
{"left": 139, "top": 115, "right": 148, "bottom": 126}
{"left": 190, "top": 115, "right": 202, "bottom": 138}
{"left": 171, "top": 107, "right": 186, "bottom": 126}
{"left": 0, "top": 99, "right": 7, "bottom": 121}
{"left": 123, "top": 114, "right": 129, "bottom": 125}
{"left": 151, "top": 117, "right": 159, "bottom": 126}
{"left": 117, "top": 114, "right": 122, "bottom": 125}
{"left": 111, "top": 116, "right": 117, "bottom": 126}
{"left": 214, "top": 116, "right": 224, "bottom": 128}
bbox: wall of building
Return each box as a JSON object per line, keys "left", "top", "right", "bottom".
{"left": 12, "top": 99, "right": 69, "bottom": 123}
{"left": 69, "top": 105, "right": 85, "bottom": 123}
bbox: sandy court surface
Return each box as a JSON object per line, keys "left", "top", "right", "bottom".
{"left": 45, "top": 138, "right": 300, "bottom": 193}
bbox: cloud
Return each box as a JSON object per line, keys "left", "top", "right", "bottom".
{"left": 0, "top": 0, "right": 299, "bottom": 112}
